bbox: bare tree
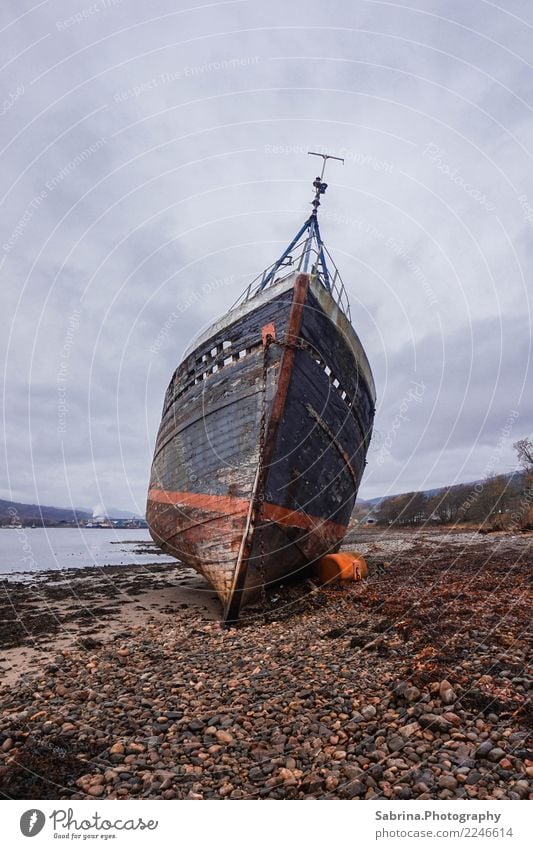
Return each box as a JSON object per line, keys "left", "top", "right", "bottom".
{"left": 514, "top": 438, "right": 533, "bottom": 471}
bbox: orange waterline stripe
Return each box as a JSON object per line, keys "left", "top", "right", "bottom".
{"left": 148, "top": 488, "right": 346, "bottom": 536}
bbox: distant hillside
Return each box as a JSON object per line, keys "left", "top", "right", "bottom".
{"left": 356, "top": 471, "right": 523, "bottom": 511}
{"left": 0, "top": 499, "right": 92, "bottom": 525}
{"left": 359, "top": 470, "right": 530, "bottom": 529}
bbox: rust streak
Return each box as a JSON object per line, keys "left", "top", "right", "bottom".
{"left": 262, "top": 274, "right": 309, "bottom": 471}
{"left": 261, "top": 502, "right": 346, "bottom": 536}
{"left": 224, "top": 278, "right": 311, "bottom": 623}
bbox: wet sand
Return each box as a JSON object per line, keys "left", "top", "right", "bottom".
{"left": 0, "top": 561, "right": 220, "bottom": 687}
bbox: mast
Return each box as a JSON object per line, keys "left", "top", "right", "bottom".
{"left": 259, "top": 151, "right": 344, "bottom": 291}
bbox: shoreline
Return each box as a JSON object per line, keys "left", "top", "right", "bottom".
{"left": 0, "top": 561, "right": 219, "bottom": 688}
{"left": 0, "top": 528, "right": 531, "bottom": 800}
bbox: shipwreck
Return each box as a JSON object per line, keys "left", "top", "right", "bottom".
{"left": 147, "top": 153, "right": 376, "bottom": 622}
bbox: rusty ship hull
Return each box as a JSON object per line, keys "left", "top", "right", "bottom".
{"left": 147, "top": 269, "right": 375, "bottom": 622}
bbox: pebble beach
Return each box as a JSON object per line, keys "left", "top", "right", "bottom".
{"left": 0, "top": 528, "right": 531, "bottom": 800}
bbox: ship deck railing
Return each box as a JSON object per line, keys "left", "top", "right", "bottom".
{"left": 232, "top": 239, "right": 352, "bottom": 321}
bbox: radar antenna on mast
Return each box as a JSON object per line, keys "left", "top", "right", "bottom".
{"left": 307, "top": 151, "right": 344, "bottom": 215}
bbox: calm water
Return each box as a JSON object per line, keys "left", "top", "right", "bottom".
{"left": 0, "top": 527, "right": 176, "bottom": 576}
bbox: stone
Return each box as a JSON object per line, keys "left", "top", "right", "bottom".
{"left": 439, "top": 680, "right": 456, "bottom": 704}
{"left": 278, "top": 768, "right": 297, "bottom": 785}
{"left": 396, "top": 786, "right": 413, "bottom": 799}
{"left": 474, "top": 741, "right": 494, "bottom": 759}
{"left": 413, "top": 782, "right": 430, "bottom": 794}
{"left": 344, "top": 780, "right": 365, "bottom": 797}
{"left": 324, "top": 774, "right": 339, "bottom": 791}
{"left": 512, "top": 781, "right": 529, "bottom": 799}
{"left": 388, "top": 734, "right": 405, "bottom": 753}
{"left": 419, "top": 714, "right": 451, "bottom": 733}
{"left": 399, "top": 722, "right": 419, "bottom": 739}
{"left": 405, "top": 687, "right": 421, "bottom": 703}
{"left": 443, "top": 712, "right": 461, "bottom": 726}
{"left": 438, "top": 774, "right": 458, "bottom": 791}
{"left": 361, "top": 705, "right": 377, "bottom": 720}
{"left": 302, "top": 772, "right": 323, "bottom": 793}
{"left": 88, "top": 784, "right": 104, "bottom": 797}
{"left": 215, "top": 730, "right": 234, "bottom": 745}
{"left": 487, "top": 747, "right": 506, "bottom": 763}
{"left": 342, "top": 765, "right": 364, "bottom": 780}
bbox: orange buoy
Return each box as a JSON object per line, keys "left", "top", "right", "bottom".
{"left": 315, "top": 551, "right": 368, "bottom": 584}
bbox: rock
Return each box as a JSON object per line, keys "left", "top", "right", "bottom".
{"left": 439, "top": 680, "right": 456, "bottom": 704}
{"left": 219, "top": 783, "right": 233, "bottom": 797}
{"left": 512, "top": 781, "right": 529, "bottom": 799}
{"left": 396, "top": 786, "right": 413, "bottom": 799}
{"left": 405, "top": 687, "right": 421, "bottom": 703}
{"left": 302, "top": 772, "right": 323, "bottom": 793}
{"left": 361, "top": 705, "right": 377, "bottom": 720}
{"left": 278, "top": 768, "right": 297, "bottom": 785}
{"left": 419, "top": 714, "right": 451, "bottom": 732}
{"left": 1, "top": 738, "right": 13, "bottom": 752}
{"left": 324, "top": 774, "right": 339, "bottom": 791}
{"left": 474, "top": 741, "right": 494, "bottom": 759}
{"left": 443, "top": 712, "right": 461, "bottom": 726}
{"left": 342, "top": 765, "right": 364, "bottom": 780}
{"left": 414, "top": 782, "right": 431, "bottom": 794}
{"left": 344, "top": 780, "right": 365, "bottom": 797}
{"left": 88, "top": 784, "right": 104, "bottom": 797}
{"left": 388, "top": 734, "right": 404, "bottom": 753}
{"left": 487, "top": 747, "right": 506, "bottom": 763}
{"left": 438, "top": 774, "right": 458, "bottom": 791}
{"left": 215, "top": 730, "right": 234, "bottom": 745}
{"left": 109, "top": 742, "right": 125, "bottom": 755}
{"left": 399, "top": 722, "right": 419, "bottom": 739}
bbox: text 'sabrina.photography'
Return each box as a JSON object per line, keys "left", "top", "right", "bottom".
{"left": 1, "top": 1, "right": 531, "bottom": 846}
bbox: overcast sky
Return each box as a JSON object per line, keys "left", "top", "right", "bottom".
{"left": 1, "top": 0, "right": 532, "bottom": 514}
